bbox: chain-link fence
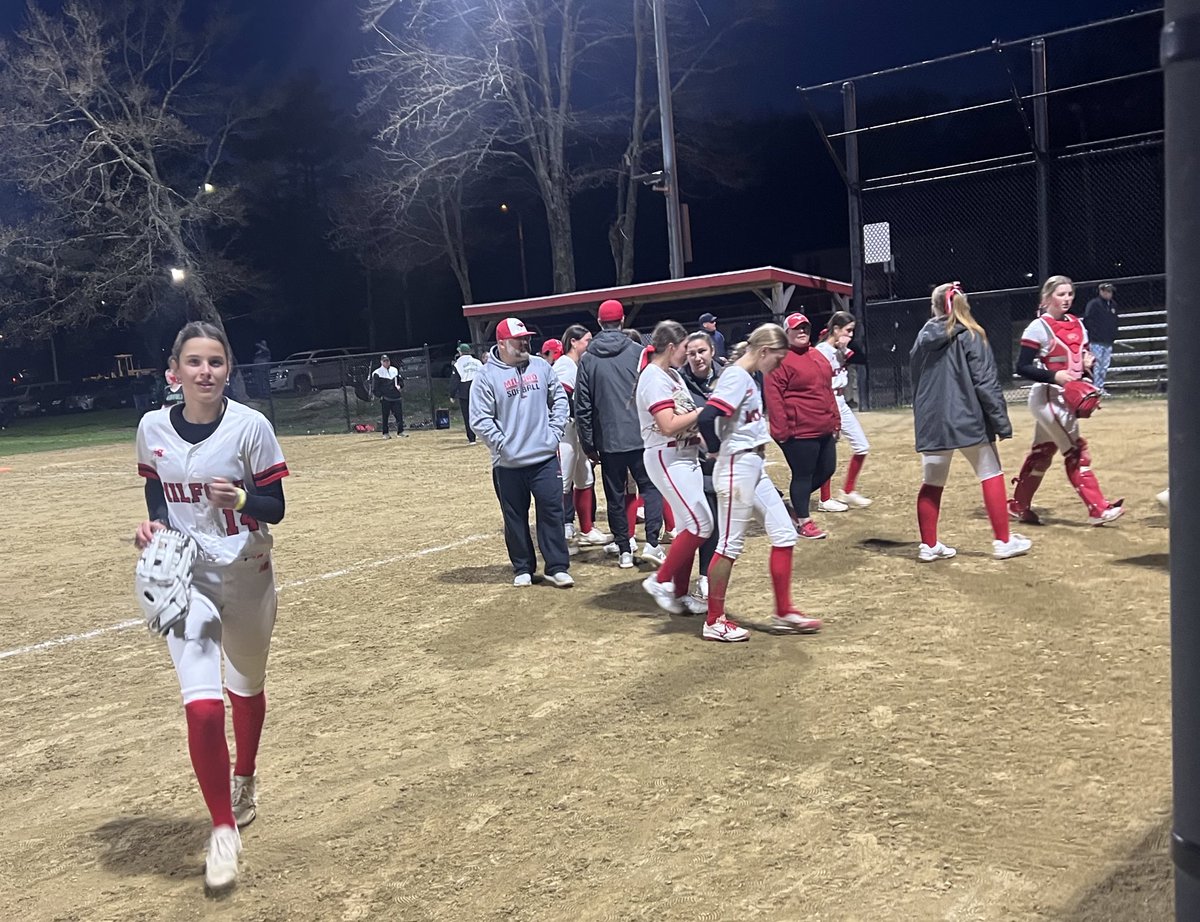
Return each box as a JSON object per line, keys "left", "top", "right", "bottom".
{"left": 236, "top": 344, "right": 463, "bottom": 437}
{"left": 859, "top": 274, "right": 1166, "bottom": 409}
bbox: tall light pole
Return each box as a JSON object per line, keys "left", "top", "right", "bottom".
{"left": 500, "top": 203, "right": 529, "bottom": 297}
{"left": 652, "top": 0, "right": 686, "bottom": 279}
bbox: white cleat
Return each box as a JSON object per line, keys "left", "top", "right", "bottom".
{"left": 618, "top": 552, "right": 635, "bottom": 569}
{"left": 576, "top": 527, "right": 611, "bottom": 547}
{"left": 564, "top": 523, "right": 577, "bottom": 543}
{"left": 204, "top": 824, "right": 242, "bottom": 892}
{"left": 838, "top": 491, "right": 873, "bottom": 508}
{"left": 993, "top": 533, "right": 1032, "bottom": 560}
{"left": 1089, "top": 504, "right": 1125, "bottom": 526}
{"left": 546, "top": 571, "right": 575, "bottom": 588}
{"left": 817, "top": 498, "right": 849, "bottom": 513}
{"left": 231, "top": 774, "right": 257, "bottom": 829}
{"left": 702, "top": 618, "right": 750, "bottom": 643}
{"left": 680, "top": 594, "right": 708, "bottom": 616}
{"left": 642, "top": 575, "right": 684, "bottom": 614}
{"left": 770, "top": 611, "right": 823, "bottom": 634}
{"left": 604, "top": 538, "right": 638, "bottom": 556}
{"left": 693, "top": 575, "right": 709, "bottom": 601}
{"left": 918, "top": 541, "right": 957, "bottom": 562}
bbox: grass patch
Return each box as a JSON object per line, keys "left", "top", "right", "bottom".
{"left": 0, "top": 409, "right": 144, "bottom": 456}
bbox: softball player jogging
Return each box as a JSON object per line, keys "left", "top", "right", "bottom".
{"left": 1009, "top": 275, "right": 1124, "bottom": 526}
{"left": 134, "top": 322, "right": 289, "bottom": 892}
{"left": 816, "top": 312, "right": 872, "bottom": 508}
{"left": 635, "top": 321, "right": 711, "bottom": 616}
{"left": 553, "top": 325, "right": 607, "bottom": 547}
{"left": 696, "top": 324, "right": 823, "bottom": 642}
{"left": 910, "top": 284, "right": 1031, "bottom": 561}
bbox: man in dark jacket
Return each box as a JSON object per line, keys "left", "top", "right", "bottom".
{"left": 573, "top": 299, "right": 665, "bottom": 568}
{"left": 1082, "top": 282, "right": 1119, "bottom": 394}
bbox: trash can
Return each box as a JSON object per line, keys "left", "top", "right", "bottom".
{"left": 434, "top": 408, "right": 451, "bottom": 429}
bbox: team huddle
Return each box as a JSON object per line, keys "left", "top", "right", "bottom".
{"left": 129, "top": 274, "right": 1128, "bottom": 892}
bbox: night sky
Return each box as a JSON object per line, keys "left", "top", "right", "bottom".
{"left": 0, "top": 0, "right": 1162, "bottom": 379}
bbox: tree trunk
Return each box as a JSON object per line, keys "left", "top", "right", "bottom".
{"left": 365, "top": 269, "right": 377, "bottom": 350}
{"left": 610, "top": 0, "right": 652, "bottom": 286}
{"left": 400, "top": 271, "right": 414, "bottom": 345}
{"left": 544, "top": 188, "right": 576, "bottom": 293}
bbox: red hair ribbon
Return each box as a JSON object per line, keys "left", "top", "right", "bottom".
{"left": 945, "top": 282, "right": 964, "bottom": 313}
{"left": 638, "top": 344, "right": 656, "bottom": 372}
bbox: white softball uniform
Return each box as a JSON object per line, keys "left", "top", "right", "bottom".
{"left": 816, "top": 341, "right": 869, "bottom": 454}
{"left": 1020, "top": 317, "right": 1087, "bottom": 452}
{"left": 708, "top": 366, "right": 796, "bottom": 559}
{"left": 136, "top": 400, "right": 289, "bottom": 704}
{"left": 921, "top": 441, "right": 1003, "bottom": 488}
{"left": 552, "top": 355, "right": 593, "bottom": 490}
{"left": 637, "top": 364, "right": 712, "bottom": 537}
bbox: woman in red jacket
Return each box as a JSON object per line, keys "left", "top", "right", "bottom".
{"left": 763, "top": 313, "right": 841, "bottom": 539}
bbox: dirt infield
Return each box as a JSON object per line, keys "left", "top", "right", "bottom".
{"left": 0, "top": 400, "right": 1172, "bottom": 921}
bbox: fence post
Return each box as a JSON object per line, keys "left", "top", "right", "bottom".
{"left": 340, "top": 357, "right": 352, "bottom": 432}
{"left": 1032, "top": 38, "right": 1051, "bottom": 283}
{"left": 843, "top": 80, "right": 870, "bottom": 410}
{"left": 424, "top": 343, "right": 435, "bottom": 429}
{"left": 1164, "top": 4, "right": 1200, "bottom": 919}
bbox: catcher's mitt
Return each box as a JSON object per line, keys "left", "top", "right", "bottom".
{"left": 1062, "top": 379, "right": 1102, "bottom": 418}
{"left": 135, "top": 528, "right": 197, "bottom": 637}
{"left": 672, "top": 387, "right": 700, "bottom": 439}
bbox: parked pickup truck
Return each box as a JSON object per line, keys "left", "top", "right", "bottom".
{"left": 269, "top": 348, "right": 363, "bottom": 395}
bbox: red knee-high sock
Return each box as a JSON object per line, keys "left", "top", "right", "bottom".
{"left": 229, "top": 690, "right": 266, "bottom": 778}
{"left": 706, "top": 555, "right": 733, "bottom": 624}
{"left": 656, "top": 529, "right": 705, "bottom": 592}
{"left": 820, "top": 479, "right": 832, "bottom": 502}
{"left": 917, "top": 484, "right": 943, "bottom": 547}
{"left": 980, "top": 475, "right": 1011, "bottom": 543}
{"left": 184, "top": 699, "right": 235, "bottom": 829}
{"left": 662, "top": 500, "right": 675, "bottom": 532}
{"left": 769, "top": 545, "right": 794, "bottom": 616}
{"left": 626, "top": 495, "right": 641, "bottom": 537}
{"left": 573, "top": 488, "right": 595, "bottom": 533}
{"left": 844, "top": 454, "right": 866, "bottom": 494}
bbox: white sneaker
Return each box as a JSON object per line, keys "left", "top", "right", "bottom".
{"left": 1089, "top": 505, "right": 1125, "bottom": 526}
{"left": 770, "top": 611, "right": 823, "bottom": 634}
{"left": 636, "top": 505, "right": 646, "bottom": 522}
{"left": 564, "top": 523, "right": 577, "bottom": 542}
{"left": 513, "top": 573, "right": 533, "bottom": 587}
{"left": 993, "top": 533, "right": 1032, "bottom": 560}
{"left": 604, "top": 538, "right": 638, "bottom": 556}
{"left": 577, "top": 527, "right": 611, "bottom": 546}
{"left": 918, "top": 541, "right": 957, "bottom": 562}
{"left": 694, "top": 575, "right": 709, "bottom": 601}
{"left": 838, "top": 491, "right": 873, "bottom": 508}
{"left": 547, "top": 571, "right": 575, "bottom": 588}
{"left": 817, "top": 498, "right": 849, "bottom": 513}
{"left": 640, "top": 543, "right": 667, "bottom": 566}
{"left": 642, "top": 575, "right": 684, "bottom": 614}
{"left": 204, "top": 825, "right": 242, "bottom": 891}
{"left": 382, "top": 433, "right": 392, "bottom": 440}
{"left": 702, "top": 618, "right": 750, "bottom": 643}
{"left": 231, "top": 774, "right": 257, "bottom": 829}
{"left": 1157, "top": 488, "right": 1170, "bottom": 511}
{"left": 618, "top": 552, "right": 635, "bottom": 569}
{"left": 681, "top": 594, "right": 708, "bottom": 616}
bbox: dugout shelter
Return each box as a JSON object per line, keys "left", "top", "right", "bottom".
{"left": 461, "top": 266, "right": 854, "bottom": 349}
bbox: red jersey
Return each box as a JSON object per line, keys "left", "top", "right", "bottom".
{"left": 764, "top": 346, "right": 840, "bottom": 441}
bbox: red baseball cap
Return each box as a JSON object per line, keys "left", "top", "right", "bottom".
{"left": 540, "top": 338, "right": 563, "bottom": 360}
{"left": 496, "top": 317, "right": 535, "bottom": 341}
{"left": 598, "top": 299, "right": 625, "bottom": 323}
{"left": 784, "top": 312, "right": 811, "bottom": 331}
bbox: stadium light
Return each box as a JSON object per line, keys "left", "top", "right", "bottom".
{"left": 169, "top": 267, "right": 187, "bottom": 284}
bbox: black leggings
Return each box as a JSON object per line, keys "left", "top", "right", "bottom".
{"left": 779, "top": 435, "right": 837, "bottom": 519}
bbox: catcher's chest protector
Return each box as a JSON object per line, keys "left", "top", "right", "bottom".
{"left": 1041, "top": 316, "right": 1086, "bottom": 376}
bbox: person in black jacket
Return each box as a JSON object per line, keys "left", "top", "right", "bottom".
{"left": 1082, "top": 282, "right": 1119, "bottom": 394}
{"left": 370, "top": 355, "right": 406, "bottom": 439}
{"left": 910, "top": 282, "right": 1031, "bottom": 562}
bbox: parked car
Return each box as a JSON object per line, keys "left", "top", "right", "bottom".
{"left": 269, "top": 348, "right": 363, "bottom": 394}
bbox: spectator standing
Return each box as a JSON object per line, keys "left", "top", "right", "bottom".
{"left": 574, "top": 299, "right": 667, "bottom": 569}
{"left": 469, "top": 318, "right": 573, "bottom": 588}
{"left": 453, "top": 344, "right": 484, "bottom": 444}
{"left": 1082, "top": 282, "right": 1119, "bottom": 394}
{"left": 371, "top": 354, "right": 406, "bottom": 439}
{"left": 698, "top": 312, "right": 726, "bottom": 359}
{"left": 252, "top": 340, "right": 271, "bottom": 398}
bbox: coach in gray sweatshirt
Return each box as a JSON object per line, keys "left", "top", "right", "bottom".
{"left": 470, "top": 317, "right": 573, "bottom": 588}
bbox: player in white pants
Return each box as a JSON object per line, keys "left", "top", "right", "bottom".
{"left": 635, "top": 321, "right": 711, "bottom": 617}
{"left": 696, "top": 324, "right": 824, "bottom": 642}
{"left": 134, "top": 322, "right": 290, "bottom": 893}
{"left": 815, "top": 312, "right": 872, "bottom": 510}
{"left": 552, "top": 326, "right": 608, "bottom": 547}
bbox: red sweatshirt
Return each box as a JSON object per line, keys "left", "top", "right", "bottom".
{"left": 764, "top": 346, "right": 839, "bottom": 441}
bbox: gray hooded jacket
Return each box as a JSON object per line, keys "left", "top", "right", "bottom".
{"left": 910, "top": 318, "right": 1012, "bottom": 453}
{"left": 469, "top": 347, "right": 568, "bottom": 468}
{"left": 573, "top": 330, "right": 644, "bottom": 454}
